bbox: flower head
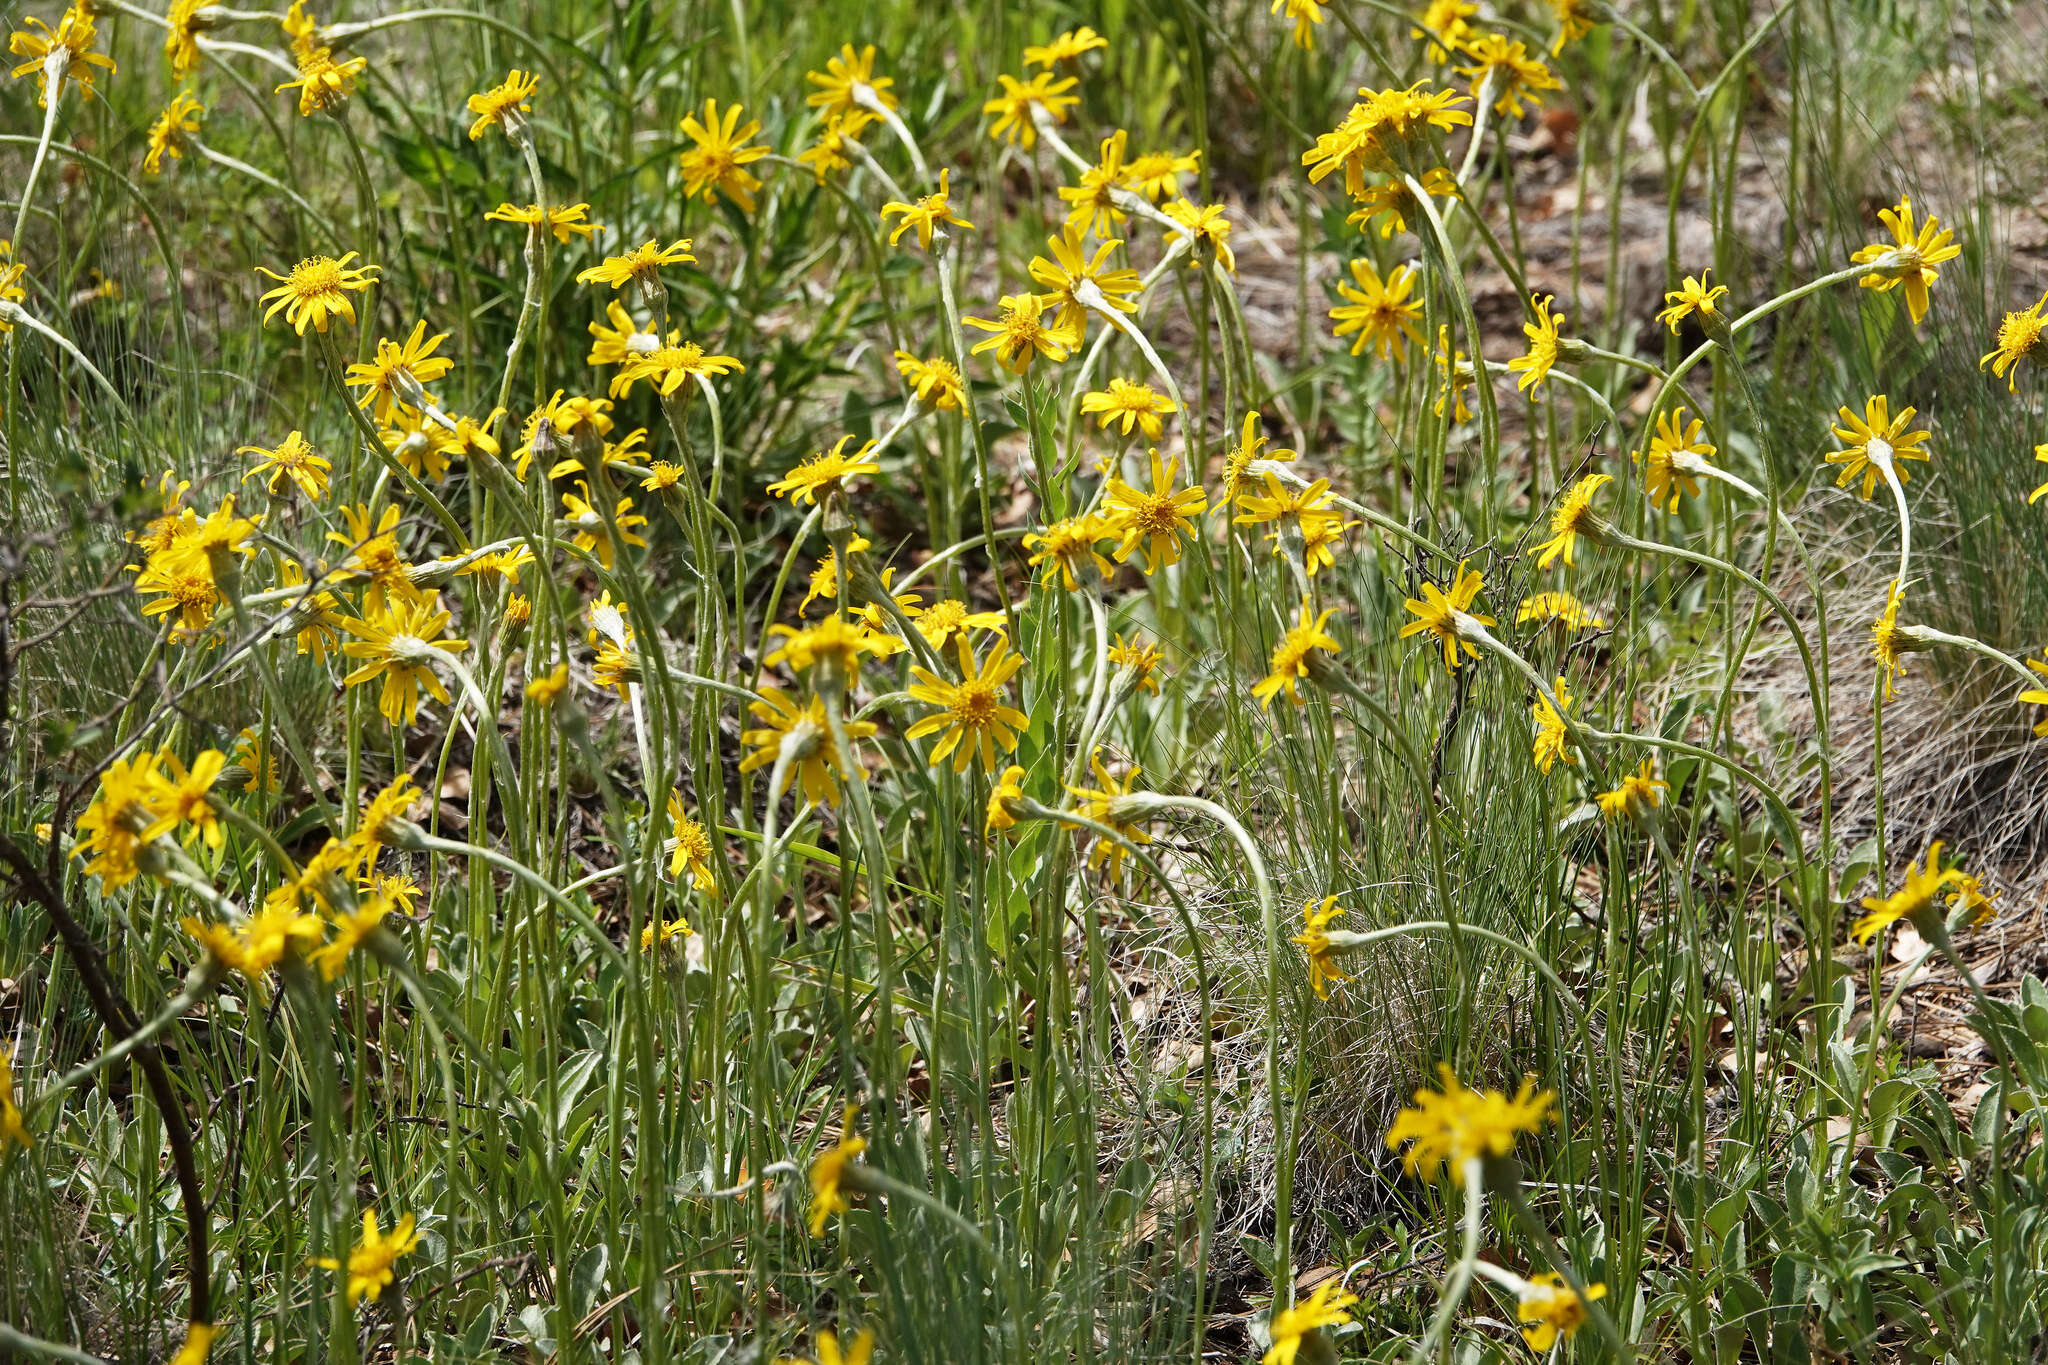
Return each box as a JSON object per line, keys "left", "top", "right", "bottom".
{"left": 895, "top": 352, "right": 965, "bottom": 411}
{"left": 666, "top": 791, "right": 719, "bottom": 893}
{"left": 1, "top": 1050, "right": 30, "bottom": 1149}
{"left": 525, "top": 661, "right": 569, "bottom": 706}
{"left": 1081, "top": 377, "right": 1176, "bottom": 441}
{"left": 768, "top": 435, "right": 882, "bottom": 504}
{"left": 1531, "top": 676, "right": 1576, "bottom": 773}
{"left": 1263, "top": 1281, "right": 1357, "bottom": 1365}
{"left": 144, "top": 93, "right": 204, "bottom": 175}
{"left": 1870, "top": 579, "right": 1912, "bottom": 701}
{"left": 1399, "top": 559, "right": 1494, "bottom": 670}
{"left": 905, "top": 636, "right": 1031, "bottom": 772}
{"left": 1507, "top": 292, "right": 1568, "bottom": 393}
{"left": 610, "top": 335, "right": 743, "bottom": 399}
{"left": 1058, "top": 130, "right": 1132, "bottom": 236}
{"left": 1852, "top": 840, "right": 1968, "bottom": 943}
{"left": 1129, "top": 147, "right": 1200, "bottom": 201}
{"left": 1346, "top": 168, "right": 1459, "bottom": 238}
{"left": 1432, "top": 325, "right": 1474, "bottom": 419}
{"left": 345, "top": 320, "right": 451, "bottom": 423}
{"left": 882, "top": 168, "right": 974, "bottom": 249}
{"left": 310, "top": 891, "right": 394, "bottom": 981}
{"left": 1850, "top": 195, "right": 1960, "bottom": 327}
{"left": 466, "top": 69, "right": 537, "bottom": 140}
{"left": 1163, "top": 199, "right": 1236, "bottom": 272}
{"left": 806, "top": 44, "right": 895, "bottom": 130}
{"left": 1982, "top": 291, "right": 2047, "bottom": 393}
{"left": 577, "top": 239, "right": 695, "bottom": 292}
{"left": 560, "top": 483, "right": 649, "bottom": 568}
{"left": 1272, "top": 0, "right": 1329, "bottom": 49}
{"left": 8, "top": 4, "right": 117, "bottom": 106}
{"left": 1065, "top": 747, "right": 1151, "bottom": 878}
{"left": 982, "top": 71, "right": 1079, "bottom": 147}
{"left": 1412, "top": 0, "right": 1477, "bottom": 60}
{"left": 679, "top": 97, "right": 768, "bottom": 210}
{"left": 1385, "top": 1063, "right": 1555, "bottom": 1183}
{"left": 1596, "top": 758, "right": 1668, "bottom": 822}
{"left": 1109, "top": 632, "right": 1164, "bottom": 695}
{"left": 1102, "top": 449, "right": 1208, "bottom": 574}
{"left": 1024, "top": 27, "right": 1107, "bottom": 67}
{"left": 1656, "top": 270, "right": 1728, "bottom": 333}
{"left": 808, "top": 1104, "right": 867, "bottom": 1234}
{"left": 767, "top": 613, "right": 891, "bottom": 685}
{"left": 1517, "top": 591, "right": 1605, "bottom": 631}
{"left": 1823, "top": 394, "right": 1930, "bottom": 501}
{"left": 255, "top": 252, "right": 378, "bottom": 334}
{"left": 485, "top": 201, "right": 600, "bottom": 244}
{"left": 1547, "top": 0, "right": 1598, "bottom": 51}
{"left": 1302, "top": 82, "right": 1472, "bottom": 197}
{"left": 739, "top": 686, "right": 876, "bottom": 807}
{"left": 986, "top": 764, "right": 1028, "bottom": 836}
{"left": 1534, "top": 473, "right": 1613, "bottom": 570}
{"left": 1632, "top": 406, "right": 1714, "bottom": 512}
{"left": 1456, "top": 34, "right": 1562, "bottom": 118}
{"left": 314, "top": 1210, "right": 420, "bottom": 1305}
{"left": 1330, "top": 260, "right": 1425, "bottom": 359}
{"left": 1024, "top": 515, "right": 1115, "bottom": 591}
{"left": 1291, "top": 896, "right": 1351, "bottom": 999}
{"left": 239, "top": 430, "right": 331, "bottom": 500}
{"left": 1028, "top": 223, "right": 1144, "bottom": 338}
{"left": 1518, "top": 1274, "right": 1606, "bottom": 1350}
{"left": 277, "top": 43, "right": 366, "bottom": 116}
{"left": 140, "top": 749, "right": 228, "bottom": 850}
{"left": 340, "top": 595, "right": 468, "bottom": 728}
{"left": 963, "top": 293, "right": 1081, "bottom": 374}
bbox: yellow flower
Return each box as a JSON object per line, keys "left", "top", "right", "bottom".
{"left": 577, "top": 238, "right": 696, "bottom": 291}
{"left": 982, "top": 71, "right": 1079, "bottom": 147}
{"left": 739, "top": 686, "right": 876, "bottom": 807}
{"left": 363, "top": 872, "right": 420, "bottom": 915}
{"left": 459, "top": 546, "right": 534, "bottom": 587}
{"left": 2030, "top": 443, "right": 2048, "bottom": 505}
{"left": 1023, "top": 26, "right": 1107, "bottom": 66}
{"left": 167, "top": 1322, "right": 218, "bottom": 1365}
{"left": 314, "top": 1210, "right": 420, "bottom": 1305}
{"left": 1850, "top": 194, "right": 1960, "bottom": 327}
{"left": 231, "top": 727, "right": 281, "bottom": 794}
{"left": 1531, "top": 676, "right": 1576, "bottom": 773}
{"left": 144, "top": 93, "right": 204, "bottom": 175}
{"left": 256, "top": 252, "right": 378, "bottom": 334}
{"left": 180, "top": 900, "right": 324, "bottom": 976}
{"left": 1024, "top": 515, "right": 1115, "bottom": 591}
{"left": 609, "top": 335, "right": 744, "bottom": 399}
{"left": 1302, "top": 82, "right": 1471, "bottom": 197}
{"left": 963, "top": 293, "right": 1081, "bottom": 374}
{"left": 799, "top": 118, "right": 856, "bottom": 181}
{"left": 74, "top": 752, "right": 165, "bottom": 889}
{"left": 1346, "top": 168, "right": 1459, "bottom": 238}
{"left": 561, "top": 483, "right": 649, "bottom": 569}
{"left": 1029, "top": 223, "right": 1144, "bottom": 338}
{"left": 1631, "top": 406, "right": 1713, "bottom": 512}
{"left": 280, "top": 0, "right": 319, "bottom": 59}
{"left": 1432, "top": 325, "right": 1474, "bottom": 419}
{"left": 1081, "top": 377, "right": 1175, "bottom": 441}
{"left": 359, "top": 774, "right": 424, "bottom": 851}
{"left": 679, "top": 97, "right": 768, "bottom": 211}
{"left": 1534, "top": 472, "right": 1613, "bottom": 570}
{"left": 1518, "top": 1274, "right": 1606, "bottom": 1350}
{"left": 1291, "top": 896, "right": 1350, "bottom": 999}
{"left": 882, "top": 167, "right": 975, "bottom": 249}
{"left": 1254, "top": 602, "right": 1341, "bottom": 708}
{"left": 1065, "top": 747, "right": 1151, "bottom": 878}
{"left": 641, "top": 915, "right": 692, "bottom": 950}
{"left": 585, "top": 303, "right": 657, "bottom": 368}
{"left": 1823, "top": 394, "right": 1931, "bottom": 501}
{"left": 1058, "top": 130, "right": 1132, "bottom": 236}
{"left": 1507, "top": 292, "right": 1567, "bottom": 393}
{"left": 1399, "top": 559, "right": 1494, "bottom": 671}
{"left": 905, "top": 636, "right": 1031, "bottom": 772}
{"left": 1516, "top": 591, "right": 1605, "bottom": 631}
{"left": 339, "top": 595, "right": 468, "bottom": 728}
{"left": 525, "top": 661, "right": 570, "bottom": 706}
{"left": 666, "top": 790, "right": 718, "bottom": 893}
{"left": 1384, "top": 1063, "right": 1555, "bottom": 1183}
{"left": 1547, "top": 0, "right": 1597, "bottom": 52}
{"left": 276, "top": 43, "right": 367, "bottom": 116}
{"left": 1412, "top": 0, "right": 1477, "bottom": 61}
{"left": 768, "top": 435, "right": 882, "bottom": 504}
{"left": 238, "top": 430, "right": 331, "bottom": 500}
{"left": 1950, "top": 872, "right": 2000, "bottom": 926}
{"left": 376, "top": 409, "right": 457, "bottom": 481}
{"left": 1163, "top": 199, "right": 1235, "bottom": 272}
{"left": 805, "top": 43, "right": 895, "bottom": 131}
{"left": 1108, "top": 632, "right": 1164, "bottom": 695}
{"left": 8, "top": 3, "right": 116, "bottom": 106}
{"left": 310, "top": 892, "right": 393, "bottom": 980}
{"left": 1595, "top": 758, "right": 1668, "bottom": 821}
{"left": 1981, "top": 291, "right": 2047, "bottom": 393}
{"left": 1456, "top": 33, "right": 1562, "bottom": 117}
{"left": 1128, "top": 147, "right": 1201, "bottom": 201}
{"left": 485, "top": 201, "right": 600, "bottom": 243}
{"left": 1236, "top": 471, "right": 1336, "bottom": 539}
{"left": 766, "top": 613, "right": 890, "bottom": 684}
{"left": 1, "top": 1050, "right": 31, "bottom": 1150}
{"left": 1330, "top": 260, "right": 1425, "bottom": 359}
{"left": 1871, "top": 579, "right": 1910, "bottom": 701}
{"left": 808, "top": 1104, "right": 867, "bottom": 1234}
{"left": 1222, "top": 410, "right": 1298, "bottom": 506}
{"left": 517, "top": 391, "right": 614, "bottom": 474}
{"left": 346, "top": 320, "right": 452, "bottom": 423}
{"left": 1103, "top": 448, "right": 1209, "bottom": 574}
{"left": 0, "top": 260, "right": 24, "bottom": 333}
{"left": 986, "top": 764, "right": 1028, "bottom": 836}
{"left": 141, "top": 749, "right": 228, "bottom": 850}
{"left": 1263, "top": 1281, "right": 1359, "bottom": 1365}
{"left": 277, "top": 561, "right": 345, "bottom": 663}
{"left": 909, "top": 598, "right": 1005, "bottom": 650}
{"left": 1852, "top": 840, "right": 1968, "bottom": 944}
{"left": 1655, "top": 270, "right": 1728, "bottom": 333}
{"left": 163, "top": 0, "right": 212, "bottom": 77}
{"left": 329, "top": 502, "right": 421, "bottom": 612}
{"left": 466, "top": 68, "right": 538, "bottom": 140}
{"left": 1301, "top": 514, "right": 1359, "bottom": 578}
{"left": 895, "top": 352, "right": 965, "bottom": 411}
{"left": 1271, "top": 0, "right": 1329, "bottom": 49}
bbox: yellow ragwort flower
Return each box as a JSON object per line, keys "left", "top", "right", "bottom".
{"left": 1981, "top": 291, "right": 2047, "bottom": 394}
{"left": 314, "top": 1209, "right": 421, "bottom": 1306}
{"left": 894, "top": 352, "right": 965, "bottom": 412}
{"left": 1108, "top": 632, "right": 1164, "bottom": 695}
{"left": 905, "top": 635, "right": 1031, "bottom": 772}
{"left": 8, "top": 3, "right": 116, "bottom": 106}
{"left": 345, "top": 320, "right": 451, "bottom": 423}
{"left": 768, "top": 435, "right": 882, "bottom": 504}
{"left": 1103, "top": 448, "right": 1209, "bottom": 573}
{"left": 739, "top": 687, "right": 875, "bottom": 807}
{"left": 1271, "top": 0, "right": 1329, "bottom": 49}
{"left": 986, "top": 763, "right": 1028, "bottom": 836}
{"left": 1456, "top": 33, "right": 1562, "bottom": 118}
{"left": 1852, "top": 840, "right": 1967, "bottom": 944}
{"left": 144, "top": 93, "right": 204, "bottom": 175}
{"left": 1531, "top": 675, "right": 1576, "bottom": 773}
{"left": 1330, "top": 260, "right": 1425, "bottom": 359}
{"left": 679, "top": 97, "right": 768, "bottom": 211}
{"left": 339, "top": 595, "right": 468, "bottom": 728}
{"left": 1412, "top": 0, "right": 1477, "bottom": 61}
{"left": 1024, "top": 515, "right": 1115, "bottom": 591}
{"left": 577, "top": 238, "right": 696, "bottom": 292}
{"left": 1507, "top": 292, "right": 1567, "bottom": 393}
{"left": 1632, "top": 406, "right": 1713, "bottom": 512}
{"left": 881, "top": 168, "right": 974, "bottom": 249}
{"left": 1850, "top": 194, "right": 1961, "bottom": 327}
{"left": 1023, "top": 27, "right": 1107, "bottom": 67}
{"left": 1081, "top": 377, "right": 1176, "bottom": 441}
{"left": 1823, "top": 394, "right": 1930, "bottom": 501}
{"left": 982, "top": 71, "right": 1079, "bottom": 147}
{"left": 485, "top": 201, "right": 600, "bottom": 243}
{"left": 1346, "top": 168, "right": 1459, "bottom": 238}
{"left": 1517, "top": 591, "right": 1605, "bottom": 631}
{"left": 1029, "top": 223, "right": 1145, "bottom": 339}
{"left": 666, "top": 790, "right": 719, "bottom": 893}
{"left": 255, "top": 252, "right": 378, "bottom": 334}
{"left": 239, "top": 430, "right": 331, "bottom": 500}
{"left": 963, "top": 293, "right": 1081, "bottom": 374}
{"left": 466, "top": 68, "right": 537, "bottom": 140}
{"left": 1385, "top": 1062, "right": 1555, "bottom": 1183}
{"left": 1655, "top": 270, "right": 1728, "bottom": 333}
{"left": 1164, "top": 199, "right": 1236, "bottom": 272}
{"left": 276, "top": 44, "right": 366, "bottom": 116}
{"left": 1400, "top": 559, "right": 1494, "bottom": 670}
{"left": 1065, "top": 747, "right": 1151, "bottom": 878}
{"left": 561, "top": 483, "right": 649, "bottom": 569}
{"left": 1058, "top": 129, "right": 1132, "bottom": 236}
{"left": 1596, "top": 758, "right": 1668, "bottom": 821}
{"left": 805, "top": 43, "right": 895, "bottom": 132}
{"left": 1533, "top": 472, "right": 1613, "bottom": 570}
{"left": 2, "top": 1050, "right": 32, "bottom": 1150}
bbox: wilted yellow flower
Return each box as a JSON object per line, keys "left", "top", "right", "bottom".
{"left": 1384, "top": 1062, "right": 1555, "bottom": 1183}
{"left": 466, "top": 68, "right": 537, "bottom": 140}
{"left": 314, "top": 1210, "right": 420, "bottom": 1306}
{"left": 1850, "top": 194, "right": 1960, "bottom": 327}
{"left": 255, "top": 253, "right": 378, "bottom": 334}
{"left": 1871, "top": 579, "right": 1910, "bottom": 701}
{"left": 1823, "top": 394, "right": 1930, "bottom": 501}
{"left": 1330, "top": 260, "right": 1425, "bottom": 359}
{"left": 1596, "top": 758, "right": 1668, "bottom": 821}
{"left": 799, "top": 118, "right": 856, "bottom": 181}
{"left": 679, "top": 97, "right": 768, "bottom": 210}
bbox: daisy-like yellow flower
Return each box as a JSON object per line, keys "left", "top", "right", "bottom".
{"left": 1432, "top": 324, "right": 1474, "bottom": 420}
{"left": 1263, "top": 1281, "right": 1359, "bottom": 1365}
{"left": 1109, "top": 632, "right": 1164, "bottom": 695}
{"left": 8, "top": 3, "right": 116, "bottom": 106}
{"left": 144, "top": 93, "right": 204, "bottom": 175}
{"left": 798, "top": 118, "right": 856, "bottom": 181}
{"left": 1029, "top": 223, "right": 1145, "bottom": 338}
{"left": 1949, "top": 872, "right": 2000, "bottom": 926}
{"left": 739, "top": 687, "right": 876, "bottom": 807}
{"left": 1065, "top": 747, "right": 1152, "bottom": 878}
{"left": 1301, "top": 513, "right": 1360, "bottom": 579}
{"left": 1291, "top": 895, "right": 1351, "bottom": 999}
{"left": 584, "top": 303, "right": 658, "bottom": 369}
{"left": 577, "top": 238, "right": 695, "bottom": 292}
{"left": 1221, "top": 410, "right": 1298, "bottom": 506}
{"left": 2, "top": 1050, "right": 33, "bottom": 1150}
{"left": 1128, "top": 147, "right": 1201, "bottom": 201}
{"left": 905, "top": 636, "right": 1031, "bottom": 772}
{"left": 881, "top": 168, "right": 974, "bottom": 249}
{"left": 0, "top": 260, "right": 25, "bottom": 333}
{"left": 1385, "top": 1063, "right": 1555, "bottom": 1184}
{"left": 560, "top": 483, "right": 649, "bottom": 569}
{"left": 963, "top": 293, "right": 1081, "bottom": 374}
{"left": 1302, "top": 82, "right": 1472, "bottom": 198}
{"left": 1518, "top": 1274, "right": 1606, "bottom": 1350}
{"left": 1852, "top": 840, "right": 1968, "bottom": 943}
{"left": 768, "top": 435, "right": 882, "bottom": 504}
{"left": 1983, "top": 291, "right": 2048, "bottom": 394}
{"left": 315, "top": 1210, "right": 420, "bottom": 1306}
{"left": 807, "top": 1104, "right": 869, "bottom": 1234}
{"left": 641, "top": 916, "right": 692, "bottom": 950}
{"left": 609, "top": 335, "right": 744, "bottom": 399}
{"left": 1250, "top": 601, "right": 1343, "bottom": 708}
{"left": 277, "top": 560, "right": 346, "bottom": 663}
{"left": 163, "top": 0, "right": 212, "bottom": 77}
{"left": 679, "top": 97, "right": 768, "bottom": 211}
{"left": 280, "top": 0, "right": 319, "bottom": 59}
{"left": 340, "top": 595, "right": 468, "bottom": 728}
{"left": 894, "top": 352, "right": 965, "bottom": 411}
{"left": 1346, "top": 168, "right": 1459, "bottom": 239}
{"left": 1534, "top": 473, "right": 1613, "bottom": 570}
{"left": 1163, "top": 199, "right": 1236, "bottom": 273}
{"left": 458, "top": 546, "right": 534, "bottom": 587}
{"left": 1823, "top": 395, "right": 1931, "bottom": 501}
{"left": 1507, "top": 293, "right": 1567, "bottom": 393}
{"left": 1850, "top": 194, "right": 1961, "bottom": 327}
{"left": 666, "top": 790, "right": 718, "bottom": 893}
{"left": 377, "top": 410, "right": 458, "bottom": 482}
{"left": 1081, "top": 377, "right": 1175, "bottom": 441}
{"left": 164, "top": 1321, "right": 217, "bottom": 1365}
{"left": 1023, "top": 26, "right": 1107, "bottom": 67}
{"left": 982, "top": 70, "right": 1079, "bottom": 148}
{"left": 1870, "top": 579, "right": 1911, "bottom": 701}
{"left": 1456, "top": 33, "right": 1562, "bottom": 117}
{"left": 1595, "top": 758, "right": 1668, "bottom": 821}
{"left": 1412, "top": 0, "right": 1477, "bottom": 62}
{"left": 74, "top": 752, "right": 165, "bottom": 889}
{"left": 1024, "top": 515, "right": 1115, "bottom": 590}
{"left": 1656, "top": 270, "right": 1728, "bottom": 333}
{"left": 140, "top": 749, "right": 228, "bottom": 850}
{"left": 1058, "top": 130, "right": 1132, "bottom": 236}
{"left": 466, "top": 68, "right": 537, "bottom": 140}
{"left": 525, "top": 661, "right": 570, "bottom": 706}
{"left": 238, "top": 430, "right": 331, "bottom": 500}
{"left": 1531, "top": 675, "right": 1576, "bottom": 773}
{"left": 1271, "top": 0, "right": 1329, "bottom": 48}
{"left": 345, "top": 321, "right": 451, "bottom": 423}
{"left": 276, "top": 43, "right": 366, "bottom": 116}
{"left": 255, "top": 252, "right": 378, "bottom": 334}
{"left": 1235, "top": 471, "right": 1336, "bottom": 540}
{"left": 805, "top": 43, "right": 895, "bottom": 132}
{"left": 310, "top": 891, "right": 393, "bottom": 981}
{"left": 985, "top": 764, "right": 1028, "bottom": 836}
{"left": 766, "top": 612, "right": 891, "bottom": 684}
{"left": 180, "top": 899, "right": 324, "bottom": 977}
{"left": 1399, "top": 559, "right": 1494, "bottom": 671}
{"left": 484, "top": 201, "right": 600, "bottom": 244}
{"left": 1103, "top": 448, "right": 1209, "bottom": 574}
{"left": 1331, "top": 260, "right": 1425, "bottom": 359}
{"left": 1632, "top": 406, "right": 1714, "bottom": 512}
{"left": 1547, "top": 0, "right": 1598, "bottom": 52}
{"left": 231, "top": 727, "right": 281, "bottom": 794}
{"left": 909, "top": 597, "right": 1005, "bottom": 650}
{"left": 1517, "top": 591, "right": 1605, "bottom": 631}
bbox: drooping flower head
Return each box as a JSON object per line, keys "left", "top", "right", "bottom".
{"left": 807, "top": 1104, "right": 868, "bottom": 1234}
{"left": 144, "top": 93, "right": 204, "bottom": 175}
{"left": 1632, "top": 406, "right": 1714, "bottom": 512}
{"left": 1823, "top": 394, "right": 1930, "bottom": 501}
{"left": 1533, "top": 473, "right": 1613, "bottom": 570}
{"left": 982, "top": 70, "right": 1079, "bottom": 147}
{"left": 8, "top": 3, "right": 117, "bottom": 106}
{"left": 1595, "top": 758, "right": 1668, "bottom": 822}
{"left": 1851, "top": 840, "right": 1968, "bottom": 943}
{"left": 466, "top": 68, "right": 538, "bottom": 140}
{"left": 1655, "top": 270, "right": 1728, "bottom": 333}
{"left": 1290, "top": 896, "right": 1351, "bottom": 999}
